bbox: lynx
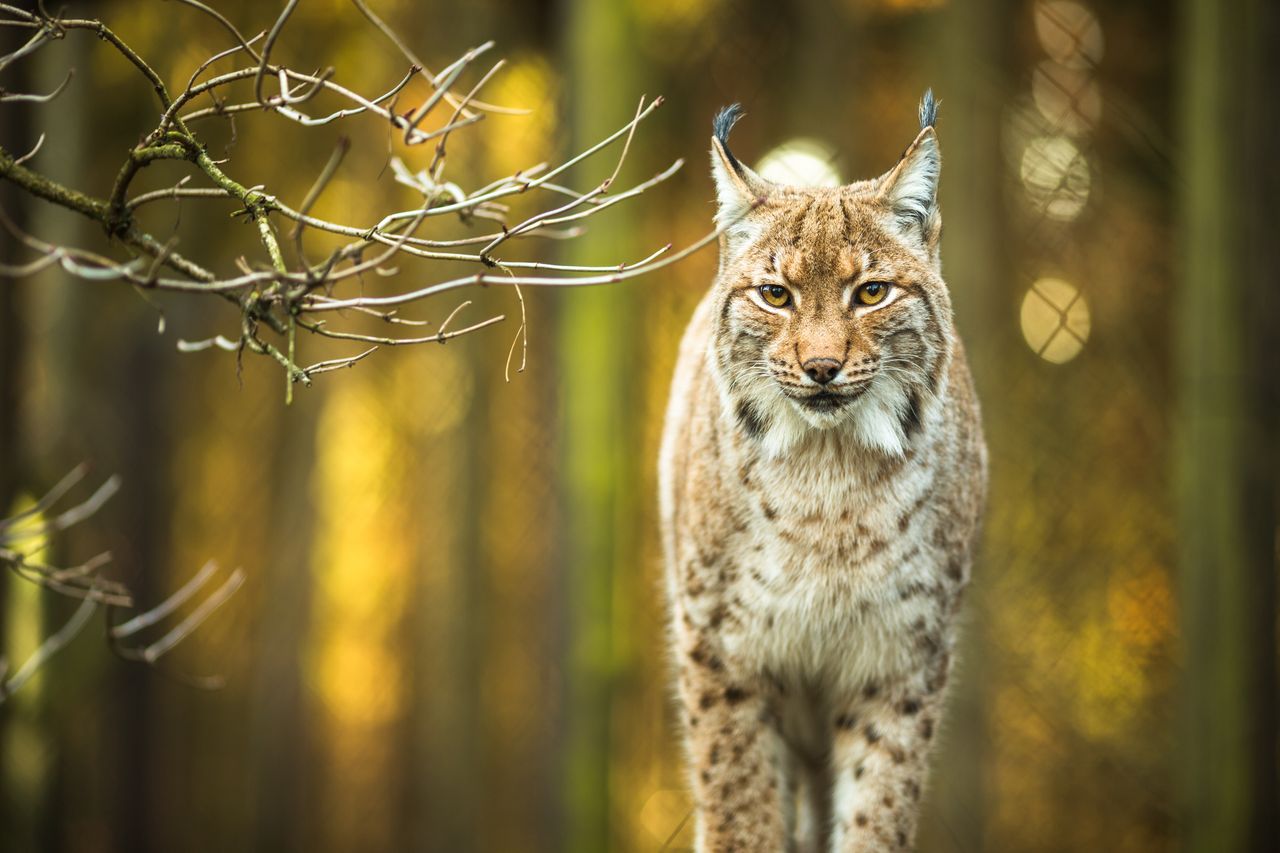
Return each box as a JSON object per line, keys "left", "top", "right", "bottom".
{"left": 657, "top": 93, "right": 987, "bottom": 852}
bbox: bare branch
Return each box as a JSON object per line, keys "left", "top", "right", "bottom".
{"left": 0, "top": 466, "right": 245, "bottom": 701}
{"left": 348, "top": 0, "right": 526, "bottom": 116}
{"left": 301, "top": 345, "right": 377, "bottom": 375}
{"left": 134, "top": 569, "right": 245, "bottom": 664}
{"left": 0, "top": 469, "right": 245, "bottom": 705}
{"left": 0, "top": 474, "right": 121, "bottom": 543}
{"left": 0, "top": 27, "right": 47, "bottom": 75}
{"left": 0, "top": 463, "right": 88, "bottom": 530}
{"left": 0, "top": 2, "right": 715, "bottom": 399}
{"left": 110, "top": 560, "right": 221, "bottom": 640}
{"left": 182, "top": 29, "right": 265, "bottom": 95}
{"left": 0, "top": 67, "right": 72, "bottom": 103}
{"left": 0, "top": 598, "right": 97, "bottom": 702}
{"left": 301, "top": 222, "right": 724, "bottom": 312}
{"left": 177, "top": 334, "right": 240, "bottom": 352}
{"left": 12, "top": 132, "right": 45, "bottom": 166}
{"left": 253, "top": 0, "right": 299, "bottom": 106}
{"left": 290, "top": 135, "right": 350, "bottom": 265}
{"left": 165, "top": 0, "right": 263, "bottom": 63}
{"left": 126, "top": 181, "right": 231, "bottom": 213}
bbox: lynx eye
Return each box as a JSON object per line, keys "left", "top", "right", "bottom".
{"left": 758, "top": 284, "right": 792, "bottom": 308}
{"left": 854, "top": 281, "right": 892, "bottom": 306}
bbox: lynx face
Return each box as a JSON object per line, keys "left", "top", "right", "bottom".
{"left": 709, "top": 101, "right": 952, "bottom": 458}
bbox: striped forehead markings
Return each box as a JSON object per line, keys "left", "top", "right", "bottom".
{"left": 775, "top": 244, "right": 872, "bottom": 287}
{"left": 788, "top": 197, "right": 816, "bottom": 248}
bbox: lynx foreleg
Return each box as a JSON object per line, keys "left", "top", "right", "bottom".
{"left": 676, "top": 622, "right": 788, "bottom": 852}
{"left": 828, "top": 665, "right": 950, "bottom": 852}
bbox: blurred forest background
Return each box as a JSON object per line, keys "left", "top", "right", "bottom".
{"left": 1, "top": 0, "right": 1277, "bottom": 852}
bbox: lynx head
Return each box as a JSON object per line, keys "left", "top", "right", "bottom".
{"left": 708, "top": 92, "right": 954, "bottom": 458}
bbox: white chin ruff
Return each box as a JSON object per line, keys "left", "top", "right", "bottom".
{"left": 738, "top": 376, "right": 909, "bottom": 459}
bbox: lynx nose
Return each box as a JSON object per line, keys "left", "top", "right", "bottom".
{"left": 802, "top": 357, "right": 843, "bottom": 385}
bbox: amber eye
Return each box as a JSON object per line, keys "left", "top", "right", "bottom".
{"left": 759, "top": 284, "right": 792, "bottom": 308}
{"left": 854, "top": 281, "right": 892, "bottom": 306}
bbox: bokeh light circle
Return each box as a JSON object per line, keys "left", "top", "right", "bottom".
{"left": 1034, "top": 1, "right": 1104, "bottom": 68}
{"left": 756, "top": 138, "right": 842, "bottom": 187}
{"left": 1020, "top": 277, "right": 1091, "bottom": 363}
{"left": 1020, "top": 135, "right": 1091, "bottom": 221}
{"left": 1032, "top": 61, "right": 1102, "bottom": 135}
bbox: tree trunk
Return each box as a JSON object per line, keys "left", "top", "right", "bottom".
{"left": 1178, "top": 0, "right": 1280, "bottom": 849}
{"left": 557, "top": 0, "right": 643, "bottom": 849}
{"left": 918, "top": 0, "right": 1018, "bottom": 848}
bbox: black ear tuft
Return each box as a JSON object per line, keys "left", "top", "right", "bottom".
{"left": 918, "top": 89, "right": 938, "bottom": 130}
{"left": 713, "top": 104, "right": 745, "bottom": 171}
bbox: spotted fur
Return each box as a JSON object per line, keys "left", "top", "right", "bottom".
{"left": 659, "top": 95, "right": 987, "bottom": 852}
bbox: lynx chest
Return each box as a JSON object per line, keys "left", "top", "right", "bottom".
{"left": 715, "top": 434, "right": 954, "bottom": 693}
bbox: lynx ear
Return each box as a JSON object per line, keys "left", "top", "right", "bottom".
{"left": 877, "top": 90, "right": 941, "bottom": 247}
{"left": 711, "top": 105, "right": 770, "bottom": 256}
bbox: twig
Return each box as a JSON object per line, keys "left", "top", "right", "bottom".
{"left": 0, "top": 474, "right": 121, "bottom": 542}
{"left": 0, "top": 467, "right": 246, "bottom": 704}
{"left": 302, "top": 345, "right": 378, "bottom": 375}
{"left": 0, "top": 67, "right": 72, "bottom": 103}
{"left": 110, "top": 560, "right": 220, "bottom": 639}
{"left": 254, "top": 0, "right": 299, "bottom": 106}
{"left": 349, "top": 0, "right": 526, "bottom": 116}
{"left": 0, "top": 463, "right": 87, "bottom": 530}
{"left": 0, "top": 597, "right": 97, "bottom": 702}
{"left": 290, "top": 135, "right": 350, "bottom": 265}
{"left": 131, "top": 569, "right": 245, "bottom": 664}
{"left": 165, "top": 0, "right": 263, "bottom": 63}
